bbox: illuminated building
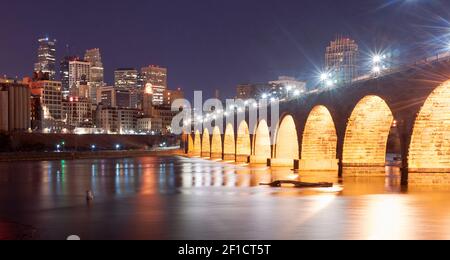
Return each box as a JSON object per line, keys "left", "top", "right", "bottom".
{"left": 268, "top": 76, "right": 306, "bottom": 98}
{"left": 97, "top": 106, "right": 139, "bottom": 134}
{"left": 116, "top": 89, "right": 131, "bottom": 108}
{"left": 97, "top": 86, "right": 133, "bottom": 108}
{"left": 84, "top": 48, "right": 104, "bottom": 83}
{"left": 68, "top": 60, "right": 90, "bottom": 97}
{"left": 141, "top": 65, "right": 167, "bottom": 105}
{"left": 34, "top": 37, "right": 57, "bottom": 80}
{"left": 114, "top": 68, "right": 138, "bottom": 89}
{"left": 236, "top": 84, "right": 257, "bottom": 100}
{"left": 115, "top": 68, "right": 138, "bottom": 108}
{"left": 163, "top": 88, "right": 184, "bottom": 106}
{"left": 137, "top": 117, "right": 153, "bottom": 133}
{"left": 142, "top": 84, "right": 154, "bottom": 116}
{"left": 60, "top": 56, "right": 79, "bottom": 97}
{"left": 84, "top": 48, "right": 105, "bottom": 103}
{"left": 97, "top": 86, "right": 116, "bottom": 107}
{"left": 27, "top": 79, "right": 63, "bottom": 120}
{"left": 150, "top": 105, "right": 179, "bottom": 134}
{"left": 62, "top": 96, "right": 92, "bottom": 128}
{"left": 236, "top": 76, "right": 306, "bottom": 100}
{"left": 325, "top": 36, "right": 359, "bottom": 84}
{"left": 0, "top": 79, "right": 31, "bottom": 132}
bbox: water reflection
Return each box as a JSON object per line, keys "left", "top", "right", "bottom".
{"left": 0, "top": 156, "right": 450, "bottom": 239}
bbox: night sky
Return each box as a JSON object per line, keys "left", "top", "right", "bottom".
{"left": 1, "top": 0, "right": 449, "bottom": 100}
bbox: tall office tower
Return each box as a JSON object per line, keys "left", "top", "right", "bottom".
{"left": 141, "top": 65, "right": 167, "bottom": 106}
{"left": 84, "top": 48, "right": 104, "bottom": 83}
{"left": 68, "top": 60, "right": 90, "bottom": 96}
{"left": 34, "top": 37, "right": 57, "bottom": 80}
{"left": 84, "top": 48, "right": 104, "bottom": 103}
{"left": 325, "top": 36, "right": 359, "bottom": 84}
{"left": 114, "top": 68, "right": 138, "bottom": 89}
{"left": 60, "top": 56, "right": 79, "bottom": 97}
{"left": 115, "top": 68, "right": 139, "bottom": 108}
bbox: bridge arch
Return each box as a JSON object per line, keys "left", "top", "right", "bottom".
{"left": 236, "top": 121, "right": 251, "bottom": 163}
{"left": 192, "top": 130, "right": 202, "bottom": 157}
{"left": 343, "top": 95, "right": 394, "bottom": 176}
{"left": 187, "top": 133, "right": 195, "bottom": 154}
{"left": 201, "top": 128, "right": 211, "bottom": 158}
{"left": 223, "top": 124, "right": 236, "bottom": 161}
{"left": 409, "top": 81, "right": 450, "bottom": 172}
{"left": 301, "top": 105, "right": 338, "bottom": 171}
{"left": 251, "top": 119, "right": 272, "bottom": 164}
{"left": 211, "top": 126, "right": 223, "bottom": 159}
{"left": 272, "top": 115, "right": 299, "bottom": 167}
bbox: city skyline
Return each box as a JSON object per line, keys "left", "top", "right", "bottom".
{"left": 1, "top": 0, "right": 447, "bottom": 100}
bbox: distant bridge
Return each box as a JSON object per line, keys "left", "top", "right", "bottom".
{"left": 183, "top": 53, "right": 450, "bottom": 185}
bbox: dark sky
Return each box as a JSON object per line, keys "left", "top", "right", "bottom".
{"left": 1, "top": 0, "right": 449, "bottom": 99}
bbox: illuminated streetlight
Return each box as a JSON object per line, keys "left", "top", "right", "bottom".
{"left": 320, "top": 72, "right": 330, "bottom": 81}
{"left": 372, "top": 54, "right": 382, "bottom": 64}
{"left": 326, "top": 80, "right": 334, "bottom": 87}
{"left": 373, "top": 66, "right": 381, "bottom": 74}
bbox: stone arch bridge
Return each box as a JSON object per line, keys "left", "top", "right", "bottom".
{"left": 183, "top": 56, "right": 450, "bottom": 185}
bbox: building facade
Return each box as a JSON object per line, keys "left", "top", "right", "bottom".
{"left": 236, "top": 76, "right": 307, "bottom": 100}
{"left": 97, "top": 107, "right": 139, "bottom": 134}
{"left": 97, "top": 86, "right": 116, "bottom": 107}
{"left": 116, "top": 89, "right": 131, "bottom": 108}
{"left": 28, "top": 80, "right": 63, "bottom": 120}
{"left": 84, "top": 48, "right": 104, "bottom": 84}
{"left": 141, "top": 65, "right": 167, "bottom": 106}
{"left": 163, "top": 88, "right": 184, "bottom": 106}
{"left": 62, "top": 96, "right": 92, "bottom": 128}
{"left": 114, "top": 68, "right": 138, "bottom": 89}
{"left": 68, "top": 60, "right": 91, "bottom": 96}
{"left": 60, "top": 56, "right": 79, "bottom": 97}
{"left": 85, "top": 48, "right": 104, "bottom": 104}
{"left": 34, "top": 37, "right": 57, "bottom": 80}
{"left": 325, "top": 36, "right": 359, "bottom": 84}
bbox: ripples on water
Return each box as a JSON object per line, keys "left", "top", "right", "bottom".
{"left": 0, "top": 156, "right": 449, "bottom": 240}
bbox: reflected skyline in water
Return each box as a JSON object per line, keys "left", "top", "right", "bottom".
{"left": 0, "top": 156, "right": 450, "bottom": 240}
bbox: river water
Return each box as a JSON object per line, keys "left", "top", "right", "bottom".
{"left": 0, "top": 156, "right": 449, "bottom": 240}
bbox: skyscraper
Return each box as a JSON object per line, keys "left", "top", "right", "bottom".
{"left": 141, "top": 65, "right": 167, "bottom": 106}
{"left": 114, "top": 68, "right": 138, "bottom": 108}
{"left": 84, "top": 48, "right": 104, "bottom": 103}
{"left": 68, "top": 60, "right": 90, "bottom": 96}
{"left": 84, "top": 48, "right": 104, "bottom": 84}
{"left": 114, "top": 68, "right": 138, "bottom": 89}
{"left": 60, "top": 56, "right": 79, "bottom": 97}
{"left": 34, "top": 37, "right": 57, "bottom": 80}
{"left": 325, "top": 36, "right": 359, "bottom": 84}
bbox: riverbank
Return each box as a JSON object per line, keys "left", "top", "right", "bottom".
{"left": 0, "top": 148, "right": 184, "bottom": 162}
